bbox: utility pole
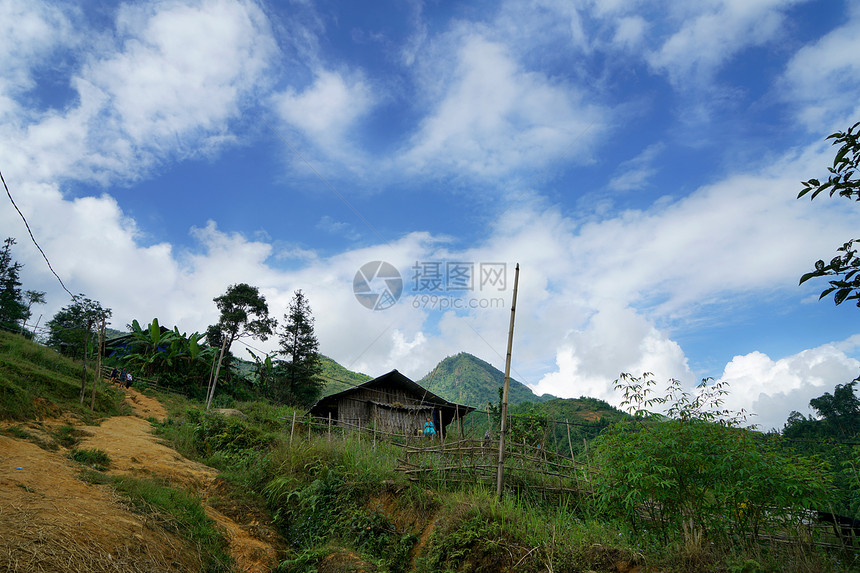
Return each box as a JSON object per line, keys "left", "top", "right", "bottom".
{"left": 496, "top": 263, "right": 520, "bottom": 500}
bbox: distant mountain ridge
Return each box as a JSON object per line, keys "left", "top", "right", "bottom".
{"left": 315, "top": 353, "right": 628, "bottom": 435}
{"left": 317, "top": 352, "right": 552, "bottom": 408}
{"left": 417, "top": 352, "right": 553, "bottom": 408}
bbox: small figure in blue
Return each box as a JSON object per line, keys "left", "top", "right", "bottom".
{"left": 109, "top": 368, "right": 119, "bottom": 385}
{"left": 423, "top": 416, "right": 436, "bottom": 440}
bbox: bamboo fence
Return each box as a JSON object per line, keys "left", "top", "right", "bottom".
{"left": 304, "top": 414, "right": 860, "bottom": 551}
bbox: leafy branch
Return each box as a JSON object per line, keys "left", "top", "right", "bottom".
{"left": 798, "top": 121, "right": 860, "bottom": 306}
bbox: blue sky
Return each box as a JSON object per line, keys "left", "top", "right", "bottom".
{"left": 2, "top": 0, "right": 860, "bottom": 430}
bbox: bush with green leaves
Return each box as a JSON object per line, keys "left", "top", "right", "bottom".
{"left": 191, "top": 410, "right": 268, "bottom": 454}
{"left": 593, "top": 373, "right": 833, "bottom": 545}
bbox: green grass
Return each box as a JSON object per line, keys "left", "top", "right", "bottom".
{"left": 76, "top": 470, "right": 233, "bottom": 572}
{"left": 112, "top": 476, "right": 233, "bottom": 572}
{"left": 0, "top": 330, "right": 125, "bottom": 422}
{"left": 50, "top": 424, "right": 84, "bottom": 448}
{"left": 69, "top": 447, "right": 111, "bottom": 470}
{"left": 3, "top": 425, "right": 30, "bottom": 439}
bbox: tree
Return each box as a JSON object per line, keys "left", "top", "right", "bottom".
{"left": 206, "top": 283, "right": 276, "bottom": 407}
{"left": 46, "top": 295, "right": 111, "bottom": 360}
{"left": 45, "top": 295, "right": 111, "bottom": 403}
{"left": 0, "top": 237, "right": 27, "bottom": 330}
{"left": 798, "top": 121, "right": 860, "bottom": 306}
{"left": 781, "top": 381, "right": 860, "bottom": 518}
{"left": 115, "top": 318, "right": 215, "bottom": 395}
{"left": 210, "top": 283, "right": 276, "bottom": 354}
{"left": 272, "top": 289, "right": 323, "bottom": 407}
{"left": 785, "top": 379, "right": 860, "bottom": 440}
{"left": 21, "top": 289, "right": 46, "bottom": 334}
{"left": 120, "top": 318, "right": 177, "bottom": 375}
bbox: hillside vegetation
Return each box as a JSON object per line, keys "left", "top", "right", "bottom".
{"left": 418, "top": 352, "right": 552, "bottom": 407}
{"left": 1, "top": 331, "right": 856, "bottom": 572}
{"left": 318, "top": 355, "right": 373, "bottom": 397}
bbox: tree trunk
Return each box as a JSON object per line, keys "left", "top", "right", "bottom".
{"left": 206, "top": 336, "right": 229, "bottom": 409}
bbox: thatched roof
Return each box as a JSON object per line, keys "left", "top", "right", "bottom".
{"left": 308, "top": 369, "right": 475, "bottom": 417}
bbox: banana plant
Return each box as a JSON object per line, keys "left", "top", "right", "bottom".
{"left": 122, "top": 318, "right": 178, "bottom": 375}
{"left": 247, "top": 348, "right": 274, "bottom": 396}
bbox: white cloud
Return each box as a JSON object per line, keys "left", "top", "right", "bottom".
{"left": 401, "top": 34, "right": 606, "bottom": 177}
{"left": 716, "top": 338, "right": 860, "bottom": 431}
{"left": 315, "top": 216, "right": 361, "bottom": 241}
{"left": 648, "top": 0, "right": 806, "bottom": 86}
{"left": 6, "top": 181, "right": 182, "bottom": 331}
{"left": 0, "top": 0, "right": 77, "bottom": 118}
{"left": 2, "top": 0, "right": 277, "bottom": 186}
{"left": 94, "top": 0, "right": 275, "bottom": 143}
{"left": 611, "top": 16, "right": 648, "bottom": 51}
{"left": 780, "top": 4, "right": 860, "bottom": 129}
{"left": 399, "top": 0, "right": 428, "bottom": 67}
{"left": 273, "top": 68, "right": 377, "bottom": 157}
{"left": 568, "top": 166, "right": 860, "bottom": 320}
{"left": 608, "top": 143, "right": 664, "bottom": 191}
{"left": 532, "top": 304, "right": 692, "bottom": 401}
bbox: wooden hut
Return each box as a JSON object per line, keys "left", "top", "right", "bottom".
{"left": 308, "top": 369, "right": 475, "bottom": 438}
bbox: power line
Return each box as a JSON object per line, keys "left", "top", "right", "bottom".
{"left": 0, "top": 168, "right": 74, "bottom": 298}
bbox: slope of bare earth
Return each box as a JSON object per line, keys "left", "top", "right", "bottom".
{"left": 0, "top": 388, "right": 279, "bottom": 573}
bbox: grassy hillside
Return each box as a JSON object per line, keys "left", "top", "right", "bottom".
{"left": 318, "top": 355, "right": 372, "bottom": 397}
{"left": 418, "top": 352, "right": 552, "bottom": 407}
{"left": 1, "top": 329, "right": 851, "bottom": 572}
{"left": 509, "top": 396, "right": 628, "bottom": 424}
{"left": 0, "top": 329, "right": 124, "bottom": 421}
{"left": 506, "top": 397, "right": 630, "bottom": 456}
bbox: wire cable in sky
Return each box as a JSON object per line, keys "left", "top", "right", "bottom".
{"left": 0, "top": 167, "right": 74, "bottom": 298}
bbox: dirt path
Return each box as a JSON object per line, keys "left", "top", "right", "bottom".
{"left": 0, "top": 388, "right": 279, "bottom": 572}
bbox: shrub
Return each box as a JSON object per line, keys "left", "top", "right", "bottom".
{"left": 593, "top": 374, "right": 834, "bottom": 545}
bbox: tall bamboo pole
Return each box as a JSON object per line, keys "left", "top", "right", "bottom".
{"left": 496, "top": 263, "right": 520, "bottom": 500}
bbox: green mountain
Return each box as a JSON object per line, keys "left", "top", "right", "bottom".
{"left": 318, "top": 355, "right": 372, "bottom": 397}
{"left": 417, "top": 352, "right": 553, "bottom": 408}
